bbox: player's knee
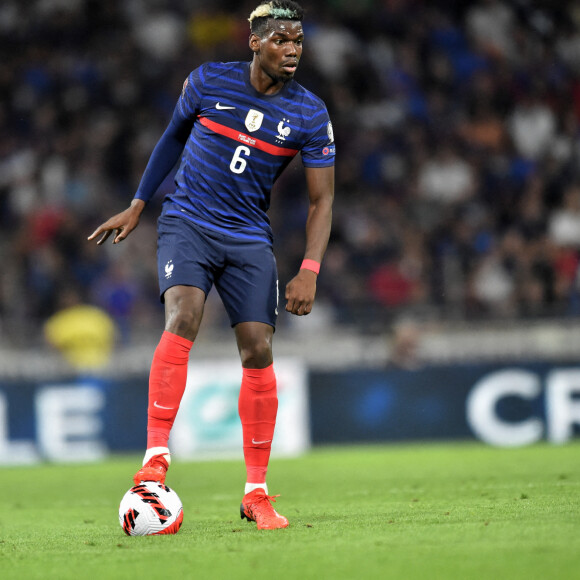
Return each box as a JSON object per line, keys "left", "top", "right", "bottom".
{"left": 239, "top": 347, "right": 272, "bottom": 369}
{"left": 238, "top": 336, "right": 273, "bottom": 368}
{"left": 164, "top": 287, "right": 204, "bottom": 339}
{"left": 165, "top": 309, "right": 200, "bottom": 339}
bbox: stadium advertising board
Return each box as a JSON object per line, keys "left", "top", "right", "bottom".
{"left": 0, "top": 358, "right": 308, "bottom": 465}
{"left": 0, "top": 361, "right": 579, "bottom": 465}
{"left": 309, "top": 363, "right": 580, "bottom": 446}
{"left": 170, "top": 358, "right": 309, "bottom": 460}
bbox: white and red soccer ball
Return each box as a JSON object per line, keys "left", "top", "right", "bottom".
{"left": 119, "top": 481, "right": 183, "bottom": 536}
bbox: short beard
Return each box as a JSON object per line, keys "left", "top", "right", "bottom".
{"left": 267, "top": 69, "right": 294, "bottom": 84}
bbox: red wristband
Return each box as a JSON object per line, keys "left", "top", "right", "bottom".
{"left": 300, "top": 259, "right": 320, "bottom": 274}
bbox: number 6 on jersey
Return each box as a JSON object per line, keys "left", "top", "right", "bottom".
{"left": 230, "top": 145, "right": 250, "bottom": 174}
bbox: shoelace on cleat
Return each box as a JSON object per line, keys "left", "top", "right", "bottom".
{"left": 251, "top": 492, "right": 280, "bottom": 506}
{"left": 245, "top": 493, "right": 284, "bottom": 522}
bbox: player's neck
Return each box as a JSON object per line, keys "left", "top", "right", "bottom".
{"left": 249, "top": 61, "right": 287, "bottom": 95}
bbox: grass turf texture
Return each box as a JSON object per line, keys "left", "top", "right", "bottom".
{"left": 1, "top": 442, "right": 579, "bottom": 580}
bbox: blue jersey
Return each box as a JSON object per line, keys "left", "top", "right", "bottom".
{"left": 162, "top": 61, "right": 335, "bottom": 244}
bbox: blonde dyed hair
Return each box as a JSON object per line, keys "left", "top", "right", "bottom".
{"left": 248, "top": 1, "right": 303, "bottom": 31}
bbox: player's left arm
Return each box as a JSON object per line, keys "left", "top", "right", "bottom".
{"left": 285, "top": 165, "right": 335, "bottom": 316}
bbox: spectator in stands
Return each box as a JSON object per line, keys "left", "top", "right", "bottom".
{"left": 3, "top": 0, "right": 580, "bottom": 345}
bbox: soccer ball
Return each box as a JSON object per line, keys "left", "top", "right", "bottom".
{"left": 119, "top": 481, "right": 184, "bottom": 536}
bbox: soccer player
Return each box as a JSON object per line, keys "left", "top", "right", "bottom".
{"left": 88, "top": 0, "right": 334, "bottom": 530}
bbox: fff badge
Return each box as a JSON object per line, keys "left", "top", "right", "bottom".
{"left": 245, "top": 109, "right": 264, "bottom": 132}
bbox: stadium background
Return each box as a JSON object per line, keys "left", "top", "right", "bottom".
{"left": 1, "top": 0, "right": 580, "bottom": 462}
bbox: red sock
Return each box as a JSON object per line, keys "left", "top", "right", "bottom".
{"left": 146, "top": 331, "right": 193, "bottom": 448}
{"left": 238, "top": 364, "right": 278, "bottom": 484}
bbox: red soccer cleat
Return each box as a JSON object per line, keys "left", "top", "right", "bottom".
{"left": 240, "top": 488, "right": 289, "bottom": 530}
{"left": 133, "top": 454, "right": 170, "bottom": 485}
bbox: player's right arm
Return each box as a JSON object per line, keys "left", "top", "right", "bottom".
{"left": 87, "top": 116, "right": 189, "bottom": 245}
{"left": 87, "top": 198, "right": 146, "bottom": 245}
{"left": 88, "top": 71, "right": 201, "bottom": 245}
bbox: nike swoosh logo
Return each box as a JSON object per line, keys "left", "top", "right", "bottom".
{"left": 252, "top": 438, "right": 272, "bottom": 445}
{"left": 153, "top": 401, "right": 174, "bottom": 410}
{"left": 216, "top": 102, "right": 235, "bottom": 110}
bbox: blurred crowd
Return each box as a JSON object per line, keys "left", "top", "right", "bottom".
{"left": 2, "top": 0, "right": 580, "bottom": 347}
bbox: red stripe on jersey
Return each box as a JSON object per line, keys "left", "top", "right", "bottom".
{"left": 199, "top": 117, "right": 299, "bottom": 157}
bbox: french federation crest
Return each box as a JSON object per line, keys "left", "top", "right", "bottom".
{"left": 245, "top": 109, "right": 264, "bottom": 132}
{"left": 277, "top": 119, "right": 291, "bottom": 141}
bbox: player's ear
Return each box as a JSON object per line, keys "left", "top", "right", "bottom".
{"left": 249, "top": 33, "right": 261, "bottom": 53}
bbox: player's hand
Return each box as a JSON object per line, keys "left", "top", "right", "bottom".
{"left": 87, "top": 200, "right": 145, "bottom": 245}
{"left": 285, "top": 269, "right": 317, "bottom": 316}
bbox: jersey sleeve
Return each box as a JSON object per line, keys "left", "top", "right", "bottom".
{"left": 300, "top": 106, "right": 335, "bottom": 168}
{"left": 174, "top": 65, "right": 206, "bottom": 122}
{"left": 133, "top": 68, "right": 205, "bottom": 203}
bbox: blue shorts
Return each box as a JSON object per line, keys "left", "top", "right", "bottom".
{"left": 157, "top": 212, "right": 279, "bottom": 328}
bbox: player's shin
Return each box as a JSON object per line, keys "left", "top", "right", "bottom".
{"left": 146, "top": 330, "right": 193, "bottom": 448}
{"left": 238, "top": 364, "right": 278, "bottom": 492}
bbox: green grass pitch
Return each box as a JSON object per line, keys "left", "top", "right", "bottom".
{"left": 1, "top": 442, "right": 579, "bottom": 580}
